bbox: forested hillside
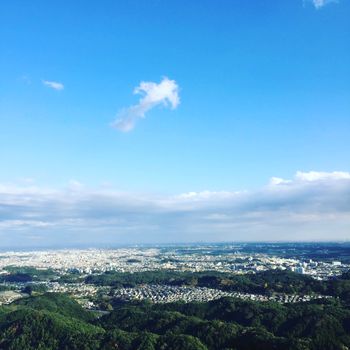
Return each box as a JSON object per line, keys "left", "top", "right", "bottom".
{"left": 1, "top": 291, "right": 350, "bottom": 349}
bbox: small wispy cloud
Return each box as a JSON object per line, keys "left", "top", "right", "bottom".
{"left": 42, "top": 80, "right": 64, "bottom": 91}
{"left": 309, "top": 0, "right": 337, "bottom": 9}
{"left": 112, "top": 77, "right": 180, "bottom": 132}
{"left": 20, "top": 75, "right": 32, "bottom": 85}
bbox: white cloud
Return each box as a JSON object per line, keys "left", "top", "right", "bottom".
{"left": 309, "top": 0, "right": 337, "bottom": 9}
{"left": 269, "top": 177, "right": 292, "bottom": 186}
{"left": 0, "top": 171, "right": 349, "bottom": 246}
{"left": 269, "top": 171, "right": 350, "bottom": 186}
{"left": 111, "top": 77, "right": 180, "bottom": 132}
{"left": 68, "top": 180, "right": 84, "bottom": 191}
{"left": 295, "top": 171, "right": 350, "bottom": 182}
{"left": 0, "top": 220, "right": 54, "bottom": 230}
{"left": 42, "top": 80, "right": 64, "bottom": 91}
{"left": 175, "top": 191, "right": 238, "bottom": 201}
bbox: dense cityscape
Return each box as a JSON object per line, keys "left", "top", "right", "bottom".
{"left": 0, "top": 244, "right": 347, "bottom": 307}
{"left": 0, "top": 245, "right": 347, "bottom": 276}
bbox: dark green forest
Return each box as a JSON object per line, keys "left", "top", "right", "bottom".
{"left": 2, "top": 270, "right": 350, "bottom": 349}
{"left": 1, "top": 290, "right": 350, "bottom": 349}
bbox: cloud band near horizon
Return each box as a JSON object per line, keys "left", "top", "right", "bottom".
{"left": 0, "top": 171, "right": 349, "bottom": 247}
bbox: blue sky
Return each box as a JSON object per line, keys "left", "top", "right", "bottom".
{"left": 0, "top": 0, "right": 349, "bottom": 246}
